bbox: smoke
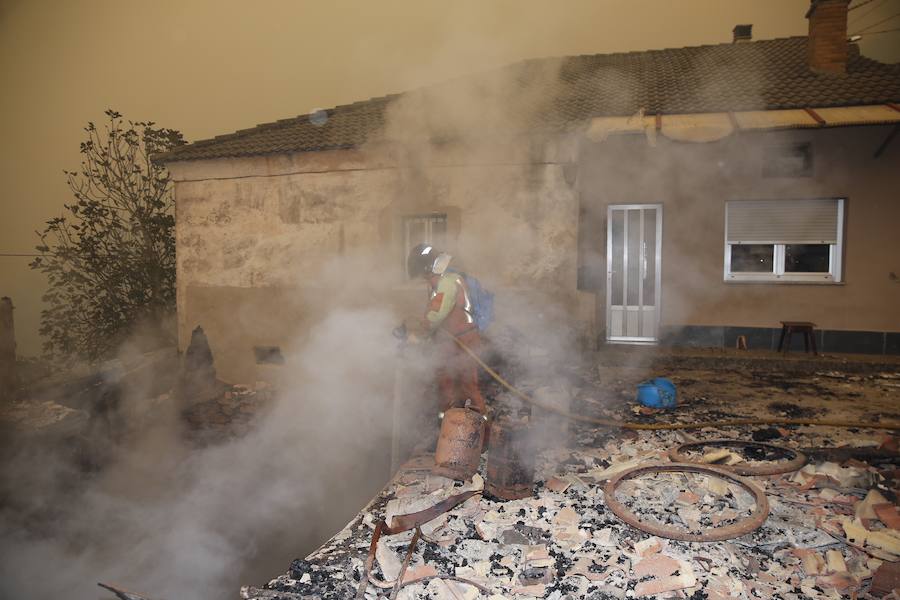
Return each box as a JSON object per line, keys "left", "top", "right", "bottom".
{"left": 0, "top": 19, "right": 854, "bottom": 600}
{"left": 0, "top": 45, "right": 588, "bottom": 598}
{"left": 0, "top": 299, "right": 413, "bottom": 600}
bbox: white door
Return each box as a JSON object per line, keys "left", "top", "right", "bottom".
{"left": 606, "top": 205, "right": 662, "bottom": 343}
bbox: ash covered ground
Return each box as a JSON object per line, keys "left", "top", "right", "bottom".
{"left": 246, "top": 349, "right": 900, "bottom": 600}
{"left": 3, "top": 346, "right": 899, "bottom": 600}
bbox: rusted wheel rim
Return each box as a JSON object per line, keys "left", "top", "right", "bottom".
{"left": 603, "top": 462, "right": 770, "bottom": 542}
{"left": 667, "top": 439, "right": 807, "bottom": 476}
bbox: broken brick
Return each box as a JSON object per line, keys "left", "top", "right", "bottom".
{"left": 633, "top": 554, "right": 679, "bottom": 579}
{"left": 633, "top": 536, "right": 663, "bottom": 557}
{"left": 401, "top": 564, "right": 438, "bottom": 584}
{"left": 871, "top": 561, "right": 900, "bottom": 597}
{"left": 545, "top": 476, "right": 572, "bottom": 493}
{"left": 825, "top": 549, "right": 847, "bottom": 574}
{"left": 815, "top": 573, "right": 855, "bottom": 592}
{"left": 857, "top": 489, "right": 891, "bottom": 521}
{"left": 792, "top": 549, "right": 826, "bottom": 576}
{"left": 634, "top": 567, "right": 697, "bottom": 597}
{"left": 874, "top": 503, "right": 900, "bottom": 530}
{"left": 677, "top": 491, "right": 700, "bottom": 504}
{"left": 553, "top": 506, "right": 579, "bottom": 527}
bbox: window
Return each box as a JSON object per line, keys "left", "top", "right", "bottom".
{"left": 403, "top": 213, "right": 447, "bottom": 278}
{"left": 724, "top": 198, "right": 843, "bottom": 283}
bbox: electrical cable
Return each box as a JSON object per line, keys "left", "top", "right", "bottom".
{"left": 850, "top": 0, "right": 890, "bottom": 25}
{"left": 852, "top": 11, "right": 900, "bottom": 34}
{"left": 860, "top": 26, "right": 900, "bottom": 34}
{"left": 849, "top": 0, "right": 881, "bottom": 11}
{"left": 442, "top": 330, "right": 900, "bottom": 432}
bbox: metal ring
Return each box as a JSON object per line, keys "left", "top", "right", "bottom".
{"left": 668, "top": 439, "right": 807, "bottom": 476}
{"left": 603, "top": 462, "right": 770, "bottom": 542}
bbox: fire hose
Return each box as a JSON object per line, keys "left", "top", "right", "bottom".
{"left": 442, "top": 330, "right": 900, "bottom": 432}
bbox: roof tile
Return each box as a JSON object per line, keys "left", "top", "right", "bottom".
{"left": 158, "top": 37, "right": 900, "bottom": 162}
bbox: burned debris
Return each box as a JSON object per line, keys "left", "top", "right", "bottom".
{"left": 667, "top": 439, "right": 808, "bottom": 476}
{"left": 243, "top": 351, "right": 900, "bottom": 600}
{"left": 485, "top": 418, "right": 537, "bottom": 502}
{"left": 176, "top": 325, "right": 226, "bottom": 408}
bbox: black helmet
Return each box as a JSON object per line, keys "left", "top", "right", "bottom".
{"left": 407, "top": 243, "right": 437, "bottom": 279}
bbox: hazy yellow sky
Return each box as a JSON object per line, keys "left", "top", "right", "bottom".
{"left": 2, "top": 0, "right": 898, "bottom": 356}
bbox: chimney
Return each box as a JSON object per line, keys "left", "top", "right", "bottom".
{"left": 806, "top": 0, "right": 851, "bottom": 74}
{"left": 732, "top": 24, "right": 752, "bottom": 43}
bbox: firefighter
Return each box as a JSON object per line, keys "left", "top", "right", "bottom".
{"left": 406, "top": 243, "right": 488, "bottom": 415}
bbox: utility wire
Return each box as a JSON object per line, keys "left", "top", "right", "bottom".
{"left": 849, "top": 0, "right": 889, "bottom": 24}
{"left": 861, "top": 26, "right": 900, "bottom": 33}
{"left": 849, "top": 0, "right": 882, "bottom": 11}
{"left": 852, "top": 11, "right": 900, "bottom": 34}
{"left": 0, "top": 253, "right": 41, "bottom": 257}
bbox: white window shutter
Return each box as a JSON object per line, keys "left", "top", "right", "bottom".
{"left": 727, "top": 199, "right": 840, "bottom": 244}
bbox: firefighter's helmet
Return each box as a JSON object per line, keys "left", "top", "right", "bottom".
{"left": 407, "top": 243, "right": 437, "bottom": 279}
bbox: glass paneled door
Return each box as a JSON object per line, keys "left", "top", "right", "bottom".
{"left": 606, "top": 205, "right": 662, "bottom": 342}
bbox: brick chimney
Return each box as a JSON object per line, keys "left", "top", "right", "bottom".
{"left": 806, "top": 0, "right": 851, "bottom": 74}
{"left": 732, "top": 24, "right": 752, "bottom": 43}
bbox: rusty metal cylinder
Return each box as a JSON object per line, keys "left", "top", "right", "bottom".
{"left": 485, "top": 418, "right": 535, "bottom": 500}
{"left": 433, "top": 408, "right": 485, "bottom": 480}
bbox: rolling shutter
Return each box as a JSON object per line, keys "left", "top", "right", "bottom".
{"left": 726, "top": 199, "right": 840, "bottom": 244}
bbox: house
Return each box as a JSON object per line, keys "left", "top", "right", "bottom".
{"left": 157, "top": 0, "right": 900, "bottom": 383}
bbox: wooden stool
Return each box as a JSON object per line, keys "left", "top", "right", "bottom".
{"left": 778, "top": 321, "right": 818, "bottom": 355}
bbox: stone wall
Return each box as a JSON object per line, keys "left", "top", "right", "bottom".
{"left": 168, "top": 139, "right": 592, "bottom": 382}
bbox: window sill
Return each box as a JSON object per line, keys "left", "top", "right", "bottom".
{"left": 724, "top": 277, "right": 844, "bottom": 286}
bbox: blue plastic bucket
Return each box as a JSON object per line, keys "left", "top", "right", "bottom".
{"left": 636, "top": 377, "right": 678, "bottom": 409}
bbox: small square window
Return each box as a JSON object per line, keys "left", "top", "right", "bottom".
{"left": 730, "top": 245, "right": 774, "bottom": 273}
{"left": 784, "top": 244, "right": 830, "bottom": 273}
{"left": 403, "top": 213, "right": 448, "bottom": 278}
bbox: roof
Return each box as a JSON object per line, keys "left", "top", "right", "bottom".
{"left": 157, "top": 36, "right": 900, "bottom": 163}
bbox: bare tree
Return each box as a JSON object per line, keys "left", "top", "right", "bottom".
{"left": 30, "top": 110, "right": 185, "bottom": 364}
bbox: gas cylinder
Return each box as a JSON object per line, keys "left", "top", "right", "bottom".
{"left": 433, "top": 408, "right": 485, "bottom": 480}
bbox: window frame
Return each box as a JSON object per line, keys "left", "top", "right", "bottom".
{"left": 723, "top": 198, "right": 844, "bottom": 284}
{"left": 402, "top": 212, "right": 449, "bottom": 279}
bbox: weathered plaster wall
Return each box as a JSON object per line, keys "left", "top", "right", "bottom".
{"left": 578, "top": 124, "right": 900, "bottom": 338}
{"left": 170, "top": 124, "right": 899, "bottom": 379}
{"left": 169, "top": 141, "right": 590, "bottom": 382}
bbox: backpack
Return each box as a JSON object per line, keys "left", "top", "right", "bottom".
{"left": 449, "top": 269, "right": 494, "bottom": 331}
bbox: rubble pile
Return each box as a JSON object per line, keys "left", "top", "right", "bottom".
{"left": 247, "top": 359, "right": 899, "bottom": 600}
{"left": 181, "top": 382, "right": 272, "bottom": 440}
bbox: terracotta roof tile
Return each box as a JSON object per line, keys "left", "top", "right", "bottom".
{"left": 158, "top": 37, "right": 900, "bottom": 162}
